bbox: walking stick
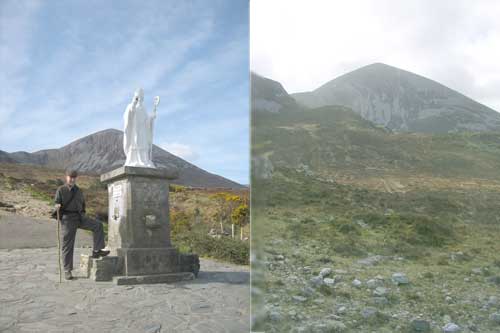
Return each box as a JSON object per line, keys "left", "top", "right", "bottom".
{"left": 56, "top": 209, "right": 62, "bottom": 283}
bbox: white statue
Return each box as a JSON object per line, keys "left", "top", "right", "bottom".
{"left": 123, "top": 88, "right": 160, "bottom": 168}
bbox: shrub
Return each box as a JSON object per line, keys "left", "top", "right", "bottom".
{"left": 170, "top": 210, "right": 192, "bottom": 236}
{"left": 335, "top": 217, "right": 361, "bottom": 235}
{"left": 173, "top": 230, "right": 249, "bottom": 265}
{"left": 386, "top": 213, "right": 455, "bottom": 247}
{"left": 169, "top": 184, "right": 186, "bottom": 192}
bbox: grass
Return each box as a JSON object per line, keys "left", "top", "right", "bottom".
{"left": 251, "top": 106, "right": 500, "bottom": 332}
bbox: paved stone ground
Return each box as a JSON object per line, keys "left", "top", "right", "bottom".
{"left": 0, "top": 213, "right": 250, "bottom": 333}
{"left": 0, "top": 248, "right": 250, "bottom": 333}
{"left": 0, "top": 212, "right": 92, "bottom": 249}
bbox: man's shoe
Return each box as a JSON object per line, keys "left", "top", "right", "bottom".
{"left": 91, "top": 250, "right": 110, "bottom": 258}
{"left": 65, "top": 271, "right": 73, "bottom": 280}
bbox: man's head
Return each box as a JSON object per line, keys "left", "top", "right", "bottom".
{"left": 65, "top": 169, "right": 78, "bottom": 186}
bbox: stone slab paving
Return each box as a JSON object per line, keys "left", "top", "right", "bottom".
{"left": 0, "top": 212, "right": 92, "bottom": 249}
{"left": 0, "top": 248, "right": 250, "bottom": 333}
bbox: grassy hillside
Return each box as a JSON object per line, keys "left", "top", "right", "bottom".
{"left": 251, "top": 106, "right": 500, "bottom": 332}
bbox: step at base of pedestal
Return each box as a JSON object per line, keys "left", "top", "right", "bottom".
{"left": 114, "top": 272, "right": 195, "bottom": 285}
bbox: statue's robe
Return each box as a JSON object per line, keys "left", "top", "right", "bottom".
{"left": 123, "top": 101, "right": 155, "bottom": 167}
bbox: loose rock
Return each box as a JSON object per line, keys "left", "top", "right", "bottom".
{"left": 443, "top": 322, "right": 461, "bottom": 332}
{"left": 392, "top": 272, "right": 409, "bottom": 285}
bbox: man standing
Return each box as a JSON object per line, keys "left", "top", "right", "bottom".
{"left": 54, "top": 169, "right": 110, "bottom": 280}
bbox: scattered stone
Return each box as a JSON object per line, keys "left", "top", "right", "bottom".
{"left": 366, "top": 279, "right": 382, "bottom": 289}
{"left": 323, "top": 278, "right": 335, "bottom": 286}
{"left": 312, "top": 320, "right": 347, "bottom": 332}
{"left": 487, "top": 296, "right": 498, "bottom": 307}
{"left": 361, "top": 307, "right": 378, "bottom": 319}
{"left": 333, "top": 269, "right": 348, "bottom": 274}
{"left": 275, "top": 254, "right": 285, "bottom": 261}
{"left": 319, "top": 267, "right": 332, "bottom": 277}
{"left": 443, "top": 323, "right": 461, "bottom": 332}
{"left": 355, "top": 219, "right": 368, "bottom": 228}
{"left": 310, "top": 275, "right": 324, "bottom": 287}
{"left": 488, "top": 276, "right": 500, "bottom": 285}
{"left": 373, "top": 296, "right": 389, "bottom": 305}
{"left": 449, "top": 251, "right": 470, "bottom": 262}
{"left": 292, "top": 296, "right": 307, "bottom": 303}
{"left": 468, "top": 323, "right": 478, "bottom": 332}
{"left": 392, "top": 272, "right": 409, "bottom": 285}
{"left": 336, "top": 306, "right": 347, "bottom": 314}
{"left": 410, "top": 319, "right": 431, "bottom": 332}
{"left": 490, "top": 312, "right": 500, "bottom": 325}
{"left": 352, "top": 279, "right": 362, "bottom": 288}
{"left": 313, "top": 298, "right": 325, "bottom": 304}
{"left": 301, "top": 286, "right": 315, "bottom": 297}
{"left": 373, "top": 287, "right": 388, "bottom": 297}
{"left": 357, "top": 255, "right": 383, "bottom": 266}
{"left": 268, "top": 310, "right": 282, "bottom": 322}
{"left": 445, "top": 296, "right": 453, "bottom": 303}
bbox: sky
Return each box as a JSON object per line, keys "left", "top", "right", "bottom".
{"left": 0, "top": 0, "right": 249, "bottom": 184}
{"left": 251, "top": 0, "right": 500, "bottom": 112}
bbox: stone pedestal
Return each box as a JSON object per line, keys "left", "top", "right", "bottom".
{"left": 80, "top": 166, "right": 199, "bottom": 284}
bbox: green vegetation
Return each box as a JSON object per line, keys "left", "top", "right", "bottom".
{"left": 171, "top": 190, "right": 250, "bottom": 264}
{"left": 252, "top": 106, "right": 500, "bottom": 332}
{"left": 173, "top": 229, "right": 249, "bottom": 265}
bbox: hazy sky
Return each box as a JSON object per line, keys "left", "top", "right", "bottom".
{"left": 0, "top": 0, "right": 249, "bottom": 184}
{"left": 251, "top": 0, "right": 500, "bottom": 111}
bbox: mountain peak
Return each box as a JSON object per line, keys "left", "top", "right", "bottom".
{"left": 2, "top": 129, "right": 243, "bottom": 188}
{"left": 291, "top": 63, "right": 500, "bottom": 133}
{"left": 251, "top": 72, "right": 302, "bottom": 113}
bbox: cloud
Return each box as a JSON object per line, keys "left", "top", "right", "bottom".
{"left": 160, "top": 142, "right": 199, "bottom": 162}
{"left": 0, "top": 0, "right": 249, "bottom": 184}
{"left": 0, "top": 0, "right": 41, "bottom": 128}
{"left": 251, "top": 0, "right": 500, "bottom": 111}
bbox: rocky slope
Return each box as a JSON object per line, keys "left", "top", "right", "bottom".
{"left": 0, "top": 129, "right": 243, "bottom": 188}
{"left": 251, "top": 72, "right": 302, "bottom": 113}
{"left": 292, "top": 63, "right": 500, "bottom": 133}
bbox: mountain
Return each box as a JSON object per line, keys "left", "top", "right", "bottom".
{"left": 251, "top": 72, "right": 302, "bottom": 113}
{"left": 251, "top": 75, "right": 500, "bottom": 333}
{"left": 291, "top": 63, "right": 500, "bottom": 133}
{"left": 1, "top": 129, "right": 243, "bottom": 188}
{"left": 252, "top": 72, "right": 500, "bottom": 184}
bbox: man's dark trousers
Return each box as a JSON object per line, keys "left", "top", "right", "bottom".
{"left": 61, "top": 212, "right": 105, "bottom": 271}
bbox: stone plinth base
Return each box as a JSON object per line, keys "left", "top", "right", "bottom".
{"left": 80, "top": 250, "right": 200, "bottom": 283}
{"left": 114, "top": 272, "right": 195, "bottom": 285}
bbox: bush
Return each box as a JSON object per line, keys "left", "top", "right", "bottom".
{"left": 170, "top": 210, "right": 192, "bottom": 236}
{"left": 173, "top": 230, "right": 249, "bottom": 265}
{"left": 386, "top": 213, "right": 455, "bottom": 247}
{"left": 335, "top": 217, "right": 361, "bottom": 235}
{"left": 169, "top": 184, "right": 186, "bottom": 192}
